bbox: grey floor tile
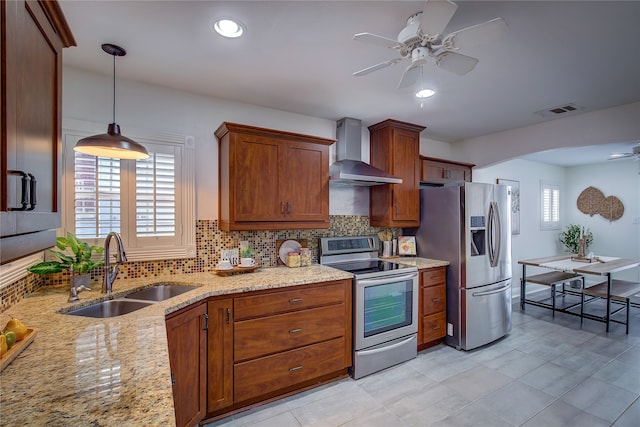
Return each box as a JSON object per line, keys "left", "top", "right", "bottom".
{"left": 578, "top": 335, "right": 632, "bottom": 359}
{"left": 430, "top": 403, "right": 515, "bottom": 427}
{"left": 593, "top": 359, "right": 640, "bottom": 394}
{"left": 285, "top": 378, "right": 356, "bottom": 410}
{"left": 567, "top": 411, "right": 610, "bottom": 427}
{"left": 388, "top": 383, "right": 470, "bottom": 424}
{"left": 441, "top": 366, "right": 512, "bottom": 402}
{"left": 231, "top": 400, "right": 292, "bottom": 427}
{"left": 474, "top": 381, "right": 555, "bottom": 426}
{"left": 356, "top": 363, "right": 434, "bottom": 405}
{"left": 290, "top": 384, "right": 381, "bottom": 427}
{"left": 518, "top": 334, "right": 581, "bottom": 361}
{"left": 615, "top": 344, "right": 640, "bottom": 365}
{"left": 561, "top": 377, "right": 638, "bottom": 423}
{"left": 518, "top": 361, "right": 589, "bottom": 398}
{"left": 482, "top": 349, "right": 547, "bottom": 378}
{"left": 614, "top": 396, "right": 640, "bottom": 427}
{"left": 340, "top": 407, "right": 406, "bottom": 427}
{"left": 520, "top": 399, "right": 585, "bottom": 427}
{"left": 552, "top": 348, "right": 612, "bottom": 374}
{"left": 250, "top": 411, "right": 301, "bottom": 427}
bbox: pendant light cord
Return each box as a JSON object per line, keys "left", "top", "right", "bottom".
{"left": 112, "top": 53, "right": 116, "bottom": 124}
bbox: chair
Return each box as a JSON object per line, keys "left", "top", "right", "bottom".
{"left": 522, "top": 271, "right": 584, "bottom": 315}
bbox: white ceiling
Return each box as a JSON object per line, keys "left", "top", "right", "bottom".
{"left": 58, "top": 0, "right": 640, "bottom": 166}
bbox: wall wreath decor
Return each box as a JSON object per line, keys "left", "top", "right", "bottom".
{"left": 577, "top": 186, "right": 624, "bottom": 221}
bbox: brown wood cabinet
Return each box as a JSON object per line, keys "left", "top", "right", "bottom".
{"left": 166, "top": 302, "right": 208, "bottom": 427}
{"left": 215, "top": 123, "right": 333, "bottom": 231}
{"left": 369, "top": 119, "right": 425, "bottom": 227}
{"left": 418, "top": 266, "right": 447, "bottom": 350}
{"left": 421, "top": 156, "right": 474, "bottom": 185}
{"left": 0, "top": 0, "right": 75, "bottom": 264}
{"left": 207, "top": 298, "right": 234, "bottom": 413}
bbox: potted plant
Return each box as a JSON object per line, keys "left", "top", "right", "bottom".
{"left": 559, "top": 224, "right": 593, "bottom": 255}
{"left": 28, "top": 232, "right": 105, "bottom": 287}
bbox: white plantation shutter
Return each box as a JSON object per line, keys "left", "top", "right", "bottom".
{"left": 73, "top": 153, "right": 121, "bottom": 239}
{"left": 62, "top": 126, "right": 196, "bottom": 261}
{"left": 135, "top": 152, "right": 176, "bottom": 237}
{"left": 541, "top": 181, "right": 560, "bottom": 229}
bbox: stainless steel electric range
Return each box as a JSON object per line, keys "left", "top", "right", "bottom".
{"left": 319, "top": 236, "right": 418, "bottom": 379}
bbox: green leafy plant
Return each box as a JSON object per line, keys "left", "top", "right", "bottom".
{"left": 240, "top": 246, "right": 254, "bottom": 258}
{"left": 559, "top": 224, "right": 593, "bottom": 254}
{"left": 27, "top": 233, "right": 105, "bottom": 275}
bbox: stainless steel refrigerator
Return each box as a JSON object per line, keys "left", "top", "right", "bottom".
{"left": 409, "top": 182, "right": 512, "bottom": 350}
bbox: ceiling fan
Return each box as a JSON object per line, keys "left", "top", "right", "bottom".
{"left": 608, "top": 143, "right": 640, "bottom": 160}
{"left": 352, "top": 0, "right": 508, "bottom": 88}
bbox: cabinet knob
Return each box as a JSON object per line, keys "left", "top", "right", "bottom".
{"left": 281, "top": 201, "right": 285, "bottom": 214}
{"left": 289, "top": 365, "right": 303, "bottom": 372}
{"left": 432, "top": 298, "right": 441, "bottom": 303}
{"left": 432, "top": 325, "right": 441, "bottom": 330}
{"left": 289, "top": 298, "right": 303, "bottom": 303}
{"left": 287, "top": 201, "right": 291, "bottom": 214}
{"left": 288, "top": 328, "right": 303, "bottom": 334}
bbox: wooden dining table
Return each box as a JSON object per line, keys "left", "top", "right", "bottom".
{"left": 519, "top": 255, "right": 640, "bottom": 331}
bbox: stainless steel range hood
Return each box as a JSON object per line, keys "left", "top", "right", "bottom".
{"left": 330, "top": 118, "right": 402, "bottom": 186}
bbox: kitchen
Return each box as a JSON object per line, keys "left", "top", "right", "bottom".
{"left": 2, "top": 1, "right": 640, "bottom": 426}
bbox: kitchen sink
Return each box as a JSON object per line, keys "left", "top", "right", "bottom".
{"left": 124, "top": 284, "right": 197, "bottom": 302}
{"left": 66, "top": 299, "right": 154, "bottom": 318}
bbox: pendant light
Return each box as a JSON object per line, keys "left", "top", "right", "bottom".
{"left": 74, "top": 43, "right": 149, "bottom": 160}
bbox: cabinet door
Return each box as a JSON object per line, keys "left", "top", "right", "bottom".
{"left": 166, "top": 303, "right": 207, "bottom": 427}
{"left": 1, "top": 0, "right": 64, "bottom": 260}
{"left": 207, "top": 298, "right": 234, "bottom": 413}
{"left": 391, "top": 128, "right": 420, "bottom": 222}
{"left": 232, "top": 134, "right": 282, "bottom": 222}
{"left": 281, "top": 141, "right": 329, "bottom": 221}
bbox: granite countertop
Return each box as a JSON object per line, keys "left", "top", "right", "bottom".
{"left": 0, "top": 257, "right": 447, "bottom": 426}
{"left": 390, "top": 257, "right": 449, "bottom": 270}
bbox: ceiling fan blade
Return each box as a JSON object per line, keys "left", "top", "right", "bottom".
{"left": 442, "top": 17, "right": 508, "bottom": 51}
{"left": 397, "top": 63, "right": 421, "bottom": 88}
{"left": 436, "top": 51, "right": 479, "bottom": 75}
{"left": 420, "top": 0, "right": 458, "bottom": 37}
{"left": 354, "top": 58, "right": 403, "bottom": 77}
{"left": 353, "top": 32, "right": 402, "bottom": 49}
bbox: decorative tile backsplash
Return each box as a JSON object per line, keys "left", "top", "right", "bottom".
{"left": 0, "top": 215, "right": 398, "bottom": 313}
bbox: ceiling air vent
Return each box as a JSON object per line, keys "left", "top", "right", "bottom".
{"left": 535, "top": 103, "right": 584, "bottom": 118}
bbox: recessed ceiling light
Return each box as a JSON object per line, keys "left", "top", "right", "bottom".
{"left": 212, "top": 17, "right": 245, "bottom": 38}
{"left": 415, "top": 88, "right": 435, "bottom": 98}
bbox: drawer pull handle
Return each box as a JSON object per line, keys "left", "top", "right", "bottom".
{"left": 431, "top": 276, "right": 441, "bottom": 280}
{"left": 289, "top": 298, "right": 303, "bottom": 303}
{"left": 289, "top": 365, "right": 303, "bottom": 372}
{"left": 432, "top": 325, "right": 441, "bottom": 330}
{"left": 289, "top": 328, "right": 303, "bottom": 334}
{"left": 432, "top": 298, "right": 441, "bottom": 303}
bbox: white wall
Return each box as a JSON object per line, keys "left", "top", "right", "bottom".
{"left": 565, "top": 161, "right": 640, "bottom": 282}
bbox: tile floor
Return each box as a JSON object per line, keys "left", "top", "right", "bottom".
{"left": 206, "top": 300, "right": 640, "bottom": 427}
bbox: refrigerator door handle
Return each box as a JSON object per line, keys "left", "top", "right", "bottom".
{"left": 472, "top": 283, "right": 511, "bottom": 297}
{"left": 488, "top": 201, "right": 501, "bottom": 267}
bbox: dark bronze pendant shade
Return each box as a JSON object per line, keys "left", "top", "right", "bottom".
{"left": 74, "top": 43, "right": 149, "bottom": 160}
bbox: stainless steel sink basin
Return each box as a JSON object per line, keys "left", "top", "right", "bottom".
{"left": 124, "top": 284, "right": 197, "bottom": 302}
{"left": 66, "top": 299, "right": 154, "bottom": 318}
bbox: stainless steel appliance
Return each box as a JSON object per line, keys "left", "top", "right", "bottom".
{"left": 408, "top": 182, "right": 512, "bottom": 350}
{"left": 320, "top": 236, "right": 419, "bottom": 379}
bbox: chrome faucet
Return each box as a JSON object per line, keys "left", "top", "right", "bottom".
{"left": 68, "top": 265, "right": 91, "bottom": 302}
{"left": 103, "top": 231, "right": 127, "bottom": 294}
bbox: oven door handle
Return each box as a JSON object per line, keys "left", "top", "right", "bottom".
{"left": 357, "top": 272, "right": 418, "bottom": 287}
{"left": 356, "top": 335, "right": 416, "bottom": 356}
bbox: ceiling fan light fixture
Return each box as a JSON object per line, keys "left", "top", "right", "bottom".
{"left": 416, "top": 88, "right": 435, "bottom": 98}
{"left": 213, "top": 17, "right": 245, "bottom": 38}
{"left": 74, "top": 43, "right": 149, "bottom": 160}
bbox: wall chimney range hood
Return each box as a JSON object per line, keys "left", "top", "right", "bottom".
{"left": 330, "top": 118, "right": 402, "bottom": 186}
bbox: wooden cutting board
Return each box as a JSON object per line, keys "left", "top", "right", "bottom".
{"left": 0, "top": 328, "right": 37, "bottom": 372}
{"left": 276, "top": 239, "right": 308, "bottom": 265}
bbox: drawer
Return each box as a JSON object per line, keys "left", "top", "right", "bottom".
{"left": 234, "top": 304, "right": 345, "bottom": 361}
{"left": 421, "top": 267, "right": 446, "bottom": 287}
{"left": 234, "top": 281, "right": 347, "bottom": 320}
{"left": 422, "top": 285, "right": 446, "bottom": 315}
{"left": 234, "top": 337, "right": 346, "bottom": 403}
{"left": 421, "top": 312, "right": 446, "bottom": 343}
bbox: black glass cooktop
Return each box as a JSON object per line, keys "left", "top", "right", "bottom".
{"left": 329, "top": 260, "right": 414, "bottom": 276}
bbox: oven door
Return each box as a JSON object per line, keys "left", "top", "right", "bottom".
{"left": 355, "top": 271, "right": 419, "bottom": 350}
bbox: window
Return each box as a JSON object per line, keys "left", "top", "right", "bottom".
{"left": 540, "top": 181, "right": 560, "bottom": 230}
{"left": 62, "top": 122, "right": 195, "bottom": 261}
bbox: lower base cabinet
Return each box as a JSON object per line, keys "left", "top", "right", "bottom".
{"left": 418, "top": 267, "right": 447, "bottom": 350}
{"left": 168, "top": 279, "right": 352, "bottom": 426}
{"left": 166, "top": 302, "right": 208, "bottom": 427}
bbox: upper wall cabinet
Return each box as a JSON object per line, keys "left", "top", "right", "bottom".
{"left": 215, "top": 123, "right": 333, "bottom": 231}
{"left": 421, "top": 156, "right": 474, "bottom": 185}
{"left": 0, "top": 0, "right": 75, "bottom": 264}
{"left": 369, "top": 119, "right": 425, "bottom": 228}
